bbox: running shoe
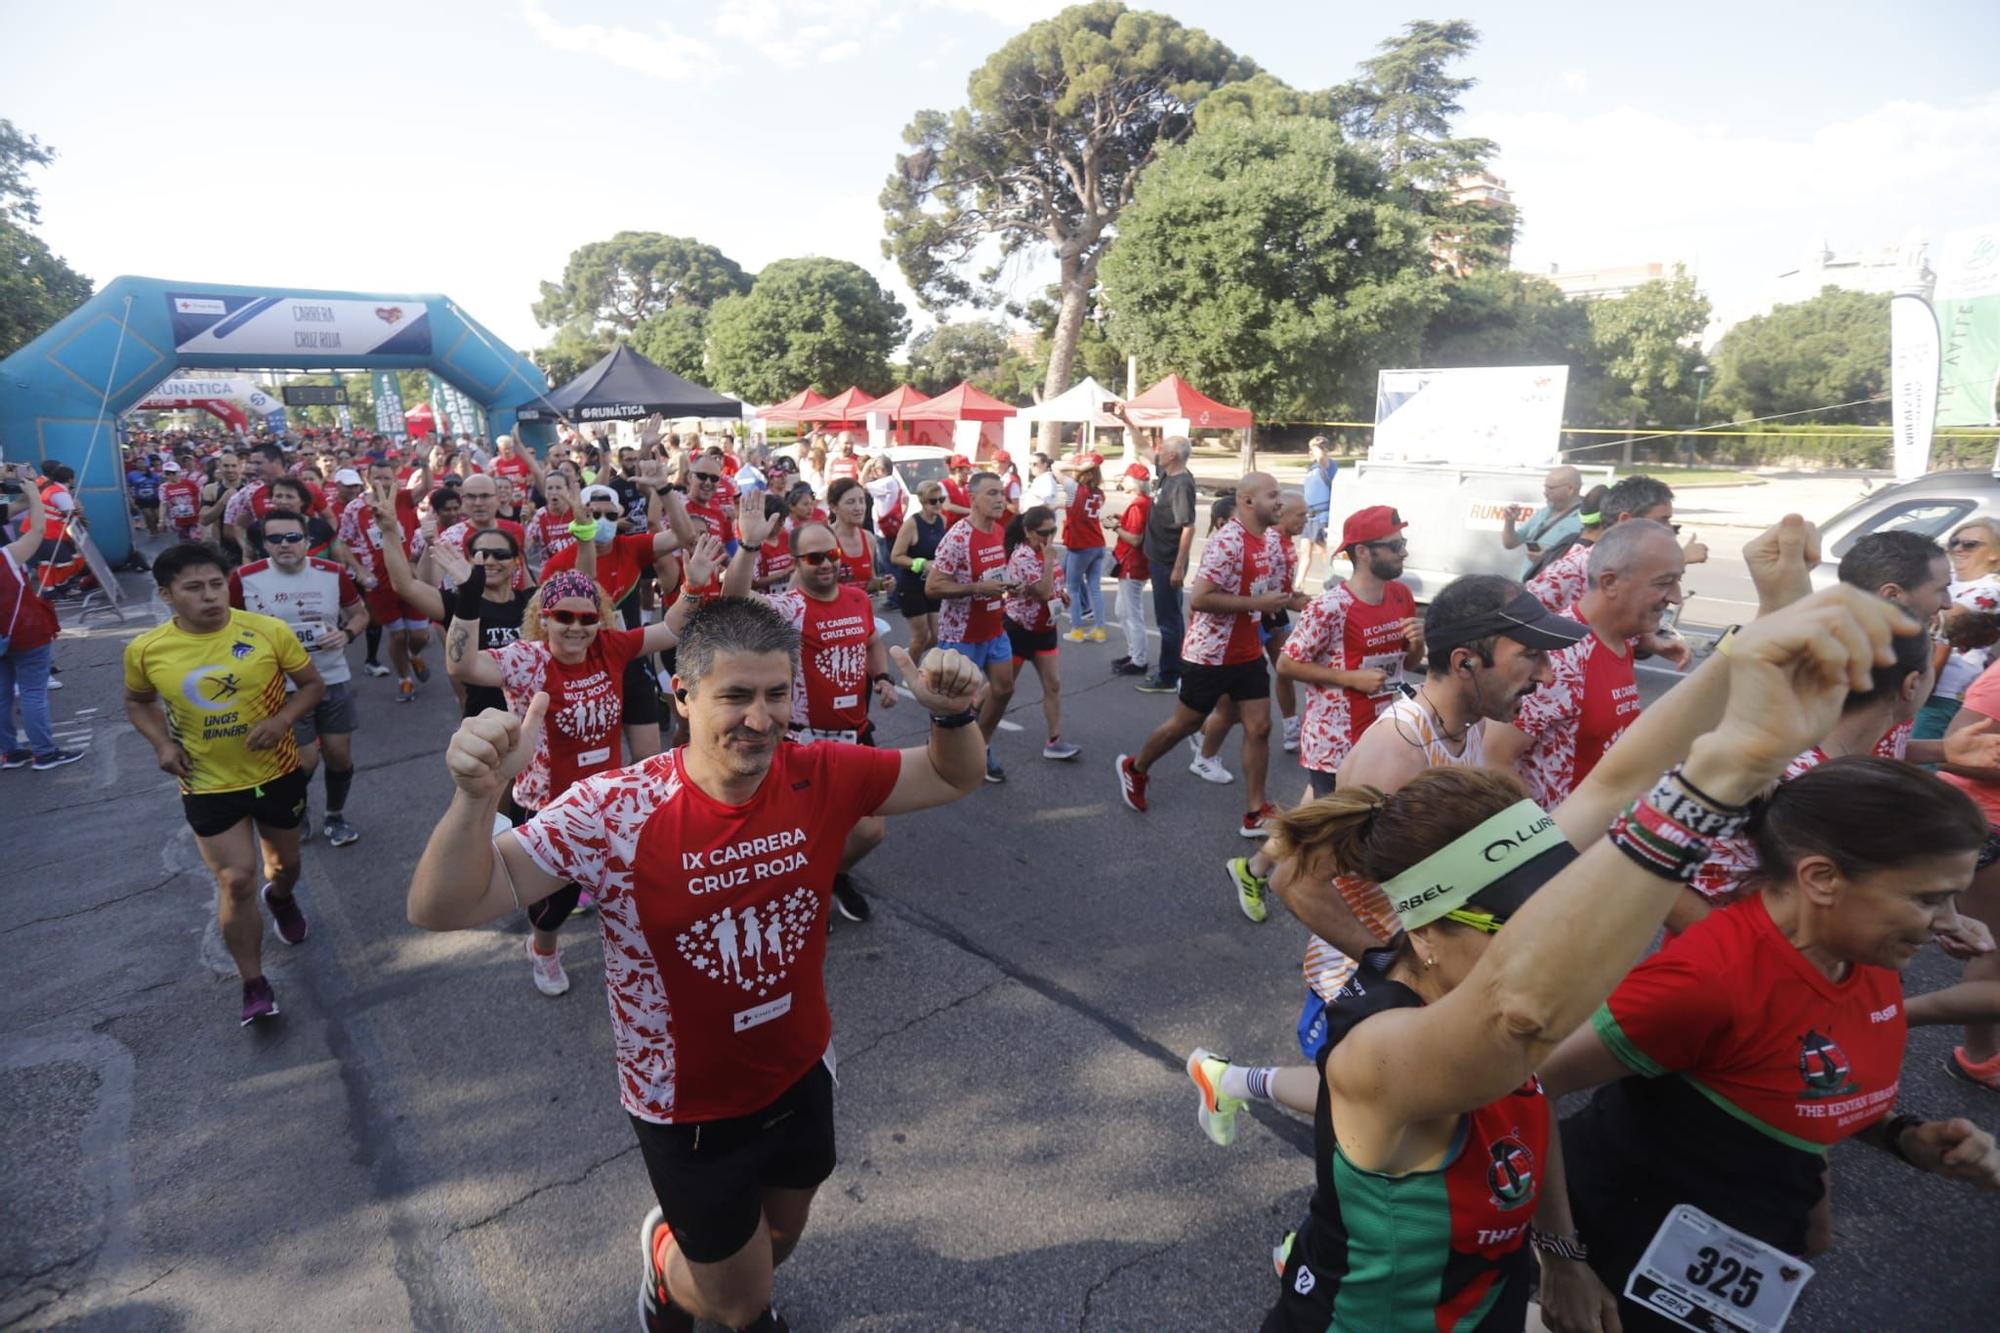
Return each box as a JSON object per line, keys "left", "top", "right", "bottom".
{"left": 32, "top": 748, "right": 85, "bottom": 770}
{"left": 1111, "top": 655, "right": 1131, "bottom": 670}
{"left": 575, "top": 889, "right": 596, "bottom": 914}
{"left": 1064, "top": 628, "right": 1089, "bottom": 643}
{"left": 1272, "top": 1230, "right": 1295, "bottom": 1277}
{"left": 262, "top": 884, "right": 310, "bottom": 945}
{"left": 984, "top": 751, "right": 1007, "bottom": 784}
{"left": 1112, "top": 660, "right": 1149, "bottom": 677}
{"left": 299, "top": 814, "right": 314, "bottom": 843}
{"left": 1088, "top": 626, "right": 1107, "bottom": 643}
{"left": 1134, "top": 675, "right": 1177, "bottom": 694}
{"left": 1282, "top": 716, "right": 1301, "bottom": 754}
{"left": 1115, "top": 754, "right": 1149, "bottom": 812}
{"left": 45, "top": 675, "right": 61, "bottom": 690}
{"left": 526, "top": 938, "right": 570, "bottom": 995}
{"left": 324, "top": 814, "right": 360, "bottom": 847}
{"left": 1189, "top": 753, "right": 1234, "bottom": 785}
{"left": 1948, "top": 1046, "right": 2000, "bottom": 1090}
{"left": 1187, "top": 1047, "right": 1246, "bottom": 1147}
{"left": 832, "top": 874, "right": 872, "bottom": 923}
{"left": 397, "top": 678, "right": 417, "bottom": 703}
{"left": 1240, "top": 802, "right": 1279, "bottom": 839}
{"left": 1227, "top": 856, "right": 1269, "bottom": 923}
{"left": 637, "top": 1206, "right": 696, "bottom": 1333}
{"left": 1043, "top": 738, "right": 1081, "bottom": 761}
{"left": 240, "top": 976, "right": 279, "bottom": 1026}
{"left": 2, "top": 750, "right": 34, "bottom": 769}
{"left": 362, "top": 660, "right": 392, "bottom": 678}
{"left": 409, "top": 655, "right": 431, "bottom": 683}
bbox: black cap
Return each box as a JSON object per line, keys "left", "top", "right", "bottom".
{"left": 1428, "top": 590, "right": 1587, "bottom": 654}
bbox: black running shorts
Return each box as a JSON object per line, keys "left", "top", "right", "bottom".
{"left": 1177, "top": 659, "right": 1270, "bottom": 717}
{"left": 181, "top": 767, "right": 309, "bottom": 839}
{"left": 628, "top": 1059, "right": 837, "bottom": 1264}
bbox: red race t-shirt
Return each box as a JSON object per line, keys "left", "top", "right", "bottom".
{"left": 1510, "top": 614, "right": 1640, "bottom": 806}
{"left": 493, "top": 454, "right": 533, "bottom": 482}
{"left": 1063, "top": 483, "right": 1105, "bottom": 549}
{"left": 833, "top": 528, "right": 874, "bottom": 590}
{"left": 1284, "top": 581, "right": 1417, "bottom": 775}
{"left": 491, "top": 627, "right": 646, "bottom": 810}
{"left": 527, "top": 509, "right": 577, "bottom": 568}
{"left": 160, "top": 477, "right": 204, "bottom": 532}
{"left": 933, "top": 518, "right": 1008, "bottom": 644}
{"left": 942, "top": 477, "right": 971, "bottom": 512}
{"left": 826, "top": 454, "right": 863, "bottom": 484}
{"left": 1114, "top": 495, "right": 1151, "bottom": 581}
{"left": 756, "top": 535, "right": 795, "bottom": 586}
{"left": 768, "top": 586, "right": 875, "bottom": 732}
{"left": 514, "top": 743, "right": 902, "bottom": 1123}
{"left": 686, "top": 497, "right": 736, "bottom": 548}
{"left": 543, "top": 532, "right": 658, "bottom": 607}
{"left": 1003, "top": 541, "right": 1065, "bottom": 632}
{"left": 1182, "top": 518, "right": 1280, "bottom": 667}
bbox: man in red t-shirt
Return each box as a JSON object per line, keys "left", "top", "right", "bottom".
{"left": 940, "top": 454, "right": 975, "bottom": 520}
{"left": 1117, "top": 472, "right": 1306, "bottom": 836}
{"left": 408, "top": 600, "right": 985, "bottom": 1331}
{"left": 1111, "top": 463, "right": 1153, "bottom": 677}
{"left": 344, "top": 464, "right": 432, "bottom": 690}
{"left": 1490, "top": 518, "right": 1684, "bottom": 806}
{"left": 925, "top": 471, "right": 1018, "bottom": 780}
{"left": 0, "top": 470, "right": 78, "bottom": 768}
{"left": 488, "top": 433, "right": 539, "bottom": 487}
{"left": 824, "top": 432, "right": 865, "bottom": 486}
{"left": 724, "top": 507, "right": 900, "bottom": 924}
{"left": 159, "top": 462, "right": 205, "bottom": 541}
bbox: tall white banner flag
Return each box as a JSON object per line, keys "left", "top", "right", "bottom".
{"left": 1889, "top": 293, "right": 1941, "bottom": 482}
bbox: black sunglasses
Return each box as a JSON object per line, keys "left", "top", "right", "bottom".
{"left": 264, "top": 531, "right": 307, "bottom": 545}
{"left": 1950, "top": 537, "right": 1989, "bottom": 551}
{"left": 1033, "top": 527, "right": 1057, "bottom": 539}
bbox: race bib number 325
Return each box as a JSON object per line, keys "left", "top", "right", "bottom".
{"left": 1623, "top": 1204, "right": 1815, "bottom": 1333}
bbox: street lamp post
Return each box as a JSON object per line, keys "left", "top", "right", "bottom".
{"left": 1687, "top": 363, "right": 1711, "bottom": 469}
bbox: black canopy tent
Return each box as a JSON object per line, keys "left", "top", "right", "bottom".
{"left": 518, "top": 344, "right": 742, "bottom": 424}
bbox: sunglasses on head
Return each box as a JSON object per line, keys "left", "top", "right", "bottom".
{"left": 797, "top": 550, "right": 837, "bottom": 567}
{"left": 264, "top": 531, "right": 306, "bottom": 545}
{"left": 547, "top": 608, "right": 601, "bottom": 626}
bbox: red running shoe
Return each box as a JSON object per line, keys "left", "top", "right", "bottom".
{"left": 1116, "top": 753, "right": 1149, "bottom": 812}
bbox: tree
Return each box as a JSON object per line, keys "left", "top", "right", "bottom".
{"left": 882, "top": 2, "right": 1253, "bottom": 396}
{"left": 1098, "top": 112, "right": 1438, "bottom": 420}
{"left": 704, "top": 258, "right": 908, "bottom": 403}
{"left": 1582, "top": 266, "right": 1713, "bottom": 427}
{"left": 1337, "top": 21, "right": 1514, "bottom": 273}
{"left": 532, "top": 231, "right": 750, "bottom": 335}
{"left": 906, "top": 320, "right": 1012, "bottom": 395}
{"left": 630, "top": 305, "right": 709, "bottom": 381}
{"left": 1422, "top": 268, "right": 1591, "bottom": 368}
{"left": 1708, "top": 286, "right": 1890, "bottom": 425}
{"left": 531, "top": 320, "right": 614, "bottom": 388}
{"left": 0, "top": 120, "right": 93, "bottom": 359}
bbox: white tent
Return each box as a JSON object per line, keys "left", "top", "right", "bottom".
{"left": 1004, "top": 376, "right": 1126, "bottom": 465}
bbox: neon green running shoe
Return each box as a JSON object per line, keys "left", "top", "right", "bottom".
{"left": 1272, "top": 1230, "right": 1295, "bottom": 1277}
{"left": 1227, "top": 856, "right": 1269, "bottom": 924}
{"left": 1187, "top": 1047, "right": 1246, "bottom": 1146}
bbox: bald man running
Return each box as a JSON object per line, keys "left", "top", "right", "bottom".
{"left": 1117, "top": 472, "right": 1307, "bottom": 837}
{"left": 1502, "top": 464, "right": 1584, "bottom": 578}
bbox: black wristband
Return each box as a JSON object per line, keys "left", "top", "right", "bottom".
{"left": 1880, "top": 1112, "right": 1924, "bottom": 1166}
{"left": 453, "top": 563, "right": 487, "bottom": 620}
{"left": 930, "top": 709, "right": 979, "bottom": 729}
{"left": 870, "top": 672, "right": 892, "bottom": 685}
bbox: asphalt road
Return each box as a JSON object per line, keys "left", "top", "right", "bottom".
{"left": 5, "top": 551, "right": 1996, "bottom": 1331}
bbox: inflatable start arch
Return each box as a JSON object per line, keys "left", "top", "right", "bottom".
{"left": 0, "top": 275, "right": 553, "bottom": 563}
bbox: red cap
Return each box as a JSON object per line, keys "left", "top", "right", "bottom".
{"left": 1341, "top": 504, "right": 1407, "bottom": 548}
{"left": 1078, "top": 451, "right": 1105, "bottom": 468}
{"left": 947, "top": 454, "right": 972, "bottom": 469}
{"left": 1123, "top": 462, "right": 1150, "bottom": 481}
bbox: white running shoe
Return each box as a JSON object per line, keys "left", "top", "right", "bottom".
{"left": 1189, "top": 754, "right": 1235, "bottom": 785}
{"left": 526, "top": 938, "right": 570, "bottom": 996}
{"left": 1282, "top": 716, "right": 1301, "bottom": 753}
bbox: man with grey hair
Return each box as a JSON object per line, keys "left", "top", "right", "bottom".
{"left": 408, "top": 598, "right": 986, "bottom": 1332}
{"left": 1501, "top": 464, "right": 1584, "bottom": 578}
{"left": 1486, "top": 517, "right": 1684, "bottom": 805}
{"left": 1138, "top": 433, "right": 1198, "bottom": 693}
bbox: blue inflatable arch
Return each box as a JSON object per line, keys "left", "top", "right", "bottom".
{"left": 0, "top": 275, "right": 553, "bottom": 563}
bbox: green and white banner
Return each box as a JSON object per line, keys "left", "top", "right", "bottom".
{"left": 1936, "top": 224, "right": 2000, "bottom": 427}
{"left": 373, "top": 370, "right": 407, "bottom": 438}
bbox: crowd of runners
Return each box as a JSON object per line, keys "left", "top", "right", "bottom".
{"left": 6, "top": 418, "right": 2000, "bottom": 1331}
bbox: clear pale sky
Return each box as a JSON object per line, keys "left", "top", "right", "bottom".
{"left": 11, "top": 0, "right": 1999, "bottom": 354}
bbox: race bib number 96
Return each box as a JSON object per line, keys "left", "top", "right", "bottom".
{"left": 1624, "top": 1204, "right": 1814, "bottom": 1333}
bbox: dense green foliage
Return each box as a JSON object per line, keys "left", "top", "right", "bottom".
{"left": 0, "top": 121, "right": 93, "bottom": 360}
{"left": 704, "top": 258, "right": 908, "bottom": 403}
{"left": 1709, "top": 286, "right": 1890, "bottom": 426}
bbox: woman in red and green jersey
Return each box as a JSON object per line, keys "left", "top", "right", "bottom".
{"left": 1535, "top": 756, "right": 2000, "bottom": 1332}
{"left": 1182, "top": 580, "right": 1925, "bottom": 1331}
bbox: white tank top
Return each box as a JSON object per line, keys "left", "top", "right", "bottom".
{"left": 1374, "top": 692, "right": 1485, "bottom": 770}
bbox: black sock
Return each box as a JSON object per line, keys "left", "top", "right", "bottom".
{"left": 323, "top": 765, "right": 354, "bottom": 815}
{"left": 365, "top": 624, "right": 382, "bottom": 663}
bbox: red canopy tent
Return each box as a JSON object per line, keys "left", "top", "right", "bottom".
{"left": 864, "top": 384, "right": 935, "bottom": 443}
{"left": 798, "top": 386, "right": 878, "bottom": 428}
{"left": 404, "top": 401, "right": 439, "bottom": 440}
{"left": 757, "top": 387, "right": 829, "bottom": 424}
{"left": 1119, "top": 373, "right": 1252, "bottom": 430}
{"left": 902, "top": 381, "right": 1019, "bottom": 460}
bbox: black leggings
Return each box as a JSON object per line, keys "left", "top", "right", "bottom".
{"left": 512, "top": 799, "right": 582, "bottom": 933}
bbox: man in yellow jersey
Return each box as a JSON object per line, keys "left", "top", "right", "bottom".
{"left": 124, "top": 543, "right": 326, "bottom": 1026}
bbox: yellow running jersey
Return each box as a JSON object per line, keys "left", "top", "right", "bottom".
{"left": 123, "top": 609, "right": 308, "bottom": 794}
